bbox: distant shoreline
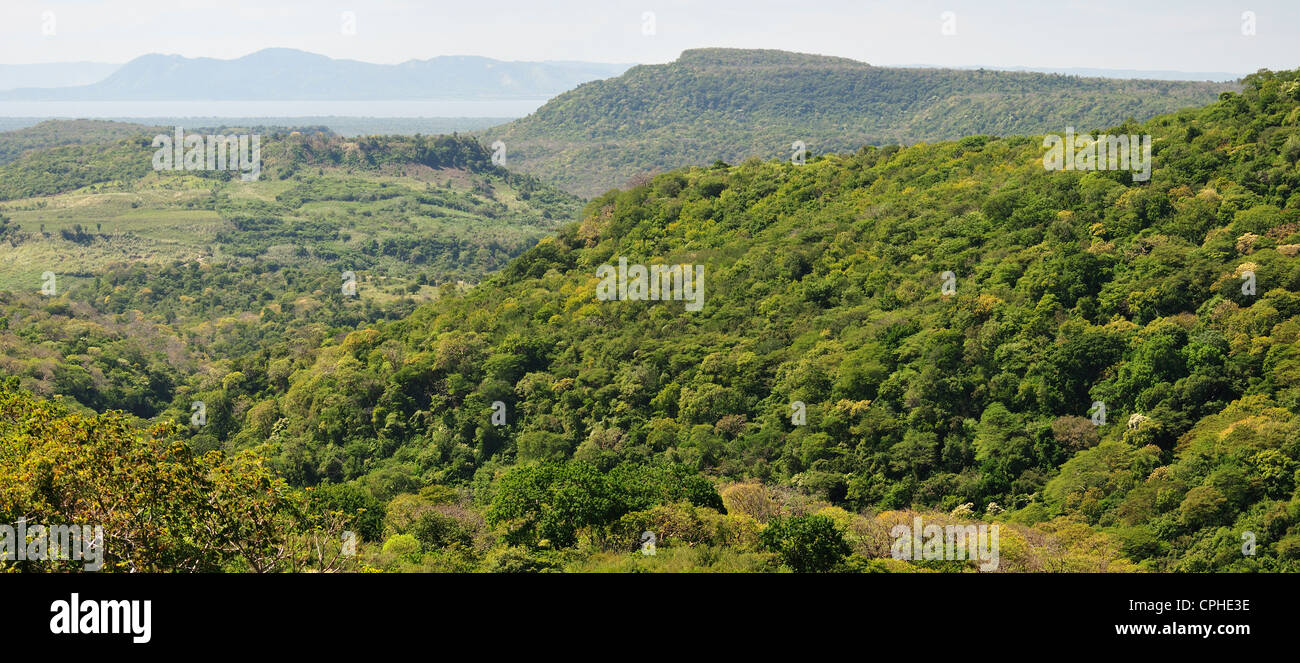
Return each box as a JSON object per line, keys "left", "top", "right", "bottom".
{"left": 0, "top": 116, "right": 519, "bottom": 137}
{"left": 0, "top": 98, "right": 546, "bottom": 118}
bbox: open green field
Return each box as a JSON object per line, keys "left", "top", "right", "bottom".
{"left": 0, "top": 189, "right": 223, "bottom": 291}
{"left": 0, "top": 140, "right": 579, "bottom": 293}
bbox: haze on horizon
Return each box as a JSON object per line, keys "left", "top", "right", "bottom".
{"left": 0, "top": 0, "right": 1295, "bottom": 75}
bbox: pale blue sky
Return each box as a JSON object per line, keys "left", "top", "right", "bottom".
{"left": 1, "top": 0, "right": 1295, "bottom": 73}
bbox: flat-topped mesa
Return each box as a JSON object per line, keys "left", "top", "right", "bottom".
{"left": 673, "top": 48, "right": 871, "bottom": 70}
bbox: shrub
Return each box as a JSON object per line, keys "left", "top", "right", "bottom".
{"left": 381, "top": 533, "right": 421, "bottom": 563}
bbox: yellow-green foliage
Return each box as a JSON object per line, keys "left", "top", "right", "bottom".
{"left": 566, "top": 545, "right": 778, "bottom": 573}
{"left": 611, "top": 502, "right": 761, "bottom": 552}
{"left": 0, "top": 381, "right": 344, "bottom": 572}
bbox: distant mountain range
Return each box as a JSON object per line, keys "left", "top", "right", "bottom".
{"left": 0, "top": 49, "right": 1246, "bottom": 105}
{"left": 0, "top": 62, "right": 122, "bottom": 91}
{"left": 489, "top": 48, "right": 1239, "bottom": 196}
{"left": 0, "top": 49, "right": 632, "bottom": 101}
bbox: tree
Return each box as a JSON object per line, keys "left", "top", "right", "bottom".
{"left": 485, "top": 462, "right": 619, "bottom": 547}
{"left": 485, "top": 462, "right": 723, "bottom": 548}
{"left": 309, "top": 482, "right": 386, "bottom": 542}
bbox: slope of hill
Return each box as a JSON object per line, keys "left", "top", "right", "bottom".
{"left": 0, "top": 49, "right": 631, "bottom": 101}
{"left": 0, "top": 127, "right": 580, "bottom": 430}
{"left": 489, "top": 48, "right": 1238, "bottom": 196}
{"left": 203, "top": 68, "right": 1300, "bottom": 572}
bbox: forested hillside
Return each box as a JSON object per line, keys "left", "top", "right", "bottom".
{"left": 490, "top": 48, "right": 1235, "bottom": 196}
{"left": 187, "top": 67, "right": 1296, "bottom": 572}
{"left": 0, "top": 119, "right": 159, "bottom": 165}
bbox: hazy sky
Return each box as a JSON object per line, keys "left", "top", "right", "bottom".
{"left": 1, "top": 0, "right": 1296, "bottom": 73}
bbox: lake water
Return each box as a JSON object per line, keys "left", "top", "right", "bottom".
{"left": 0, "top": 99, "right": 550, "bottom": 118}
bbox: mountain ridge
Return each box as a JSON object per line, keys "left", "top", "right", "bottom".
{"left": 0, "top": 62, "right": 122, "bottom": 91}
{"left": 0, "top": 48, "right": 632, "bottom": 101}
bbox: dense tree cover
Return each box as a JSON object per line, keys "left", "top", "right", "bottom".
{"left": 215, "top": 68, "right": 1300, "bottom": 571}
{"left": 490, "top": 48, "right": 1234, "bottom": 195}
{"left": 274, "top": 133, "right": 497, "bottom": 175}
{"left": 0, "top": 379, "right": 361, "bottom": 572}
{"left": 0, "top": 138, "right": 160, "bottom": 199}
{"left": 0, "top": 288, "right": 191, "bottom": 418}
{"left": 0, "top": 374, "right": 1140, "bottom": 573}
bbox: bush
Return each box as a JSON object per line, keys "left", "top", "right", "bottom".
{"left": 412, "top": 511, "right": 475, "bottom": 550}
{"left": 759, "top": 514, "right": 851, "bottom": 573}
{"left": 381, "top": 533, "right": 422, "bottom": 563}
{"left": 611, "top": 503, "right": 726, "bottom": 551}
{"left": 482, "top": 546, "right": 563, "bottom": 573}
